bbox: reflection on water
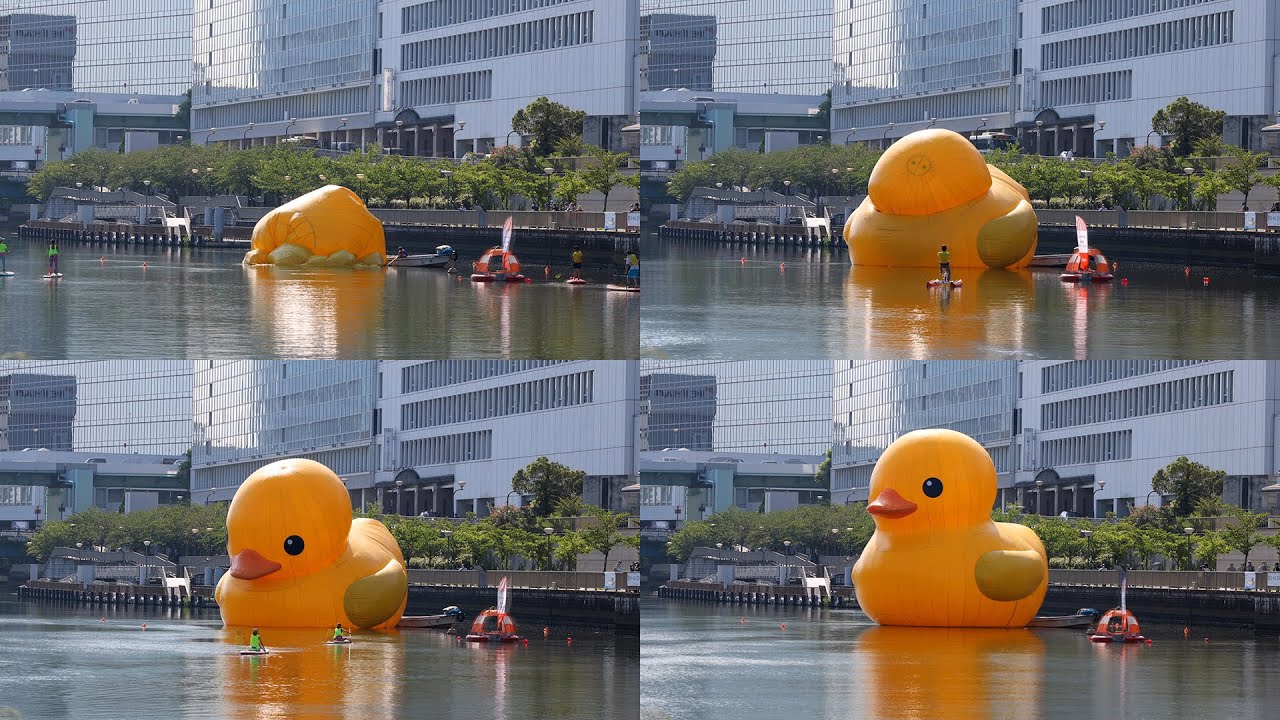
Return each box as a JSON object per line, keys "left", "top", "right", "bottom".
{"left": 0, "top": 240, "right": 637, "bottom": 359}
{"left": 641, "top": 241, "right": 1280, "bottom": 358}
{"left": 641, "top": 598, "right": 1280, "bottom": 720}
{"left": 0, "top": 599, "right": 638, "bottom": 720}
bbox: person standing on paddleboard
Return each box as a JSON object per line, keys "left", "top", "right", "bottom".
{"left": 937, "top": 245, "right": 951, "bottom": 283}
{"left": 625, "top": 249, "right": 639, "bottom": 288}
{"left": 571, "top": 246, "right": 584, "bottom": 280}
{"left": 47, "top": 242, "right": 59, "bottom": 276}
{"left": 0, "top": 237, "right": 8, "bottom": 273}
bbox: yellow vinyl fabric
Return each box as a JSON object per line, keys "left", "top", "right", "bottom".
{"left": 243, "top": 185, "right": 386, "bottom": 267}
{"left": 852, "top": 429, "right": 1047, "bottom": 627}
{"left": 216, "top": 459, "right": 407, "bottom": 629}
{"left": 845, "top": 130, "right": 1037, "bottom": 270}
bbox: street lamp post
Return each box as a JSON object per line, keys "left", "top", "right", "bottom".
{"left": 543, "top": 166, "right": 555, "bottom": 211}
{"left": 973, "top": 117, "right": 989, "bottom": 138}
{"left": 1146, "top": 129, "right": 1159, "bottom": 148}
{"left": 1080, "top": 169, "right": 1094, "bottom": 206}
{"left": 1035, "top": 478, "right": 1045, "bottom": 515}
{"left": 1079, "top": 529, "right": 1094, "bottom": 567}
{"left": 506, "top": 129, "right": 520, "bottom": 147}
{"left": 142, "top": 539, "right": 152, "bottom": 583}
{"left": 844, "top": 128, "right": 857, "bottom": 145}
{"left": 1183, "top": 166, "right": 1195, "bottom": 211}
{"left": 142, "top": 180, "right": 152, "bottom": 223}
{"left": 1146, "top": 489, "right": 1161, "bottom": 508}
{"left": 1184, "top": 526, "right": 1195, "bottom": 571}
{"left": 882, "top": 122, "right": 895, "bottom": 149}
{"left": 284, "top": 117, "right": 298, "bottom": 141}
{"left": 242, "top": 122, "right": 254, "bottom": 148}
{"left": 439, "top": 529, "right": 455, "bottom": 567}
{"left": 543, "top": 526, "right": 555, "bottom": 571}
{"left": 505, "top": 489, "right": 520, "bottom": 508}
{"left": 395, "top": 478, "right": 404, "bottom": 515}
{"left": 205, "top": 127, "right": 217, "bottom": 145}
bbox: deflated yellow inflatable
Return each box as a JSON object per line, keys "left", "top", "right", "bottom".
{"left": 853, "top": 429, "right": 1047, "bottom": 627}
{"left": 216, "top": 458, "right": 407, "bottom": 629}
{"left": 844, "top": 130, "right": 1037, "bottom": 269}
{"left": 244, "top": 185, "right": 386, "bottom": 267}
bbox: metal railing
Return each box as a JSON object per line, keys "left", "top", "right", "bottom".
{"left": 407, "top": 569, "right": 632, "bottom": 591}
{"left": 1037, "top": 208, "right": 1277, "bottom": 231}
{"left": 1050, "top": 569, "right": 1280, "bottom": 591}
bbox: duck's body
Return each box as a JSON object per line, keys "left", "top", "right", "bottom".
{"left": 845, "top": 129, "right": 1038, "bottom": 270}
{"left": 216, "top": 459, "right": 408, "bottom": 630}
{"left": 853, "top": 428, "right": 1047, "bottom": 628}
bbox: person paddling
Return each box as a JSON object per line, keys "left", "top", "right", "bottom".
{"left": 249, "top": 627, "right": 266, "bottom": 652}
{"left": 0, "top": 237, "right": 8, "bottom": 273}
{"left": 332, "top": 622, "right": 347, "bottom": 641}
{"left": 624, "top": 249, "right": 639, "bottom": 289}
{"left": 47, "top": 242, "right": 60, "bottom": 276}
{"left": 937, "top": 245, "right": 951, "bottom": 283}
{"left": 570, "top": 246, "right": 584, "bottom": 280}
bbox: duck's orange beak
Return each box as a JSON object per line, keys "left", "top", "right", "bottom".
{"left": 229, "top": 548, "right": 282, "bottom": 580}
{"left": 868, "top": 488, "right": 918, "bottom": 519}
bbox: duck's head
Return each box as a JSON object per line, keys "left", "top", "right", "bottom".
{"left": 225, "top": 458, "right": 352, "bottom": 582}
{"left": 866, "top": 429, "right": 997, "bottom": 534}
{"left": 867, "top": 129, "right": 992, "bottom": 217}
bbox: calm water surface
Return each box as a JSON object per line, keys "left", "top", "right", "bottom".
{"left": 0, "top": 239, "right": 637, "bottom": 359}
{"left": 0, "top": 598, "right": 638, "bottom": 720}
{"left": 641, "top": 241, "right": 1280, "bottom": 359}
{"left": 642, "top": 597, "right": 1280, "bottom": 720}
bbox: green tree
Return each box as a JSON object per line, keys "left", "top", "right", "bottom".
{"left": 550, "top": 530, "right": 590, "bottom": 570}
{"left": 578, "top": 506, "right": 639, "bottom": 571}
{"left": 1218, "top": 145, "right": 1268, "bottom": 208}
{"left": 1220, "top": 505, "right": 1269, "bottom": 568}
{"left": 1151, "top": 457, "right": 1226, "bottom": 518}
{"left": 176, "top": 89, "right": 192, "bottom": 135}
{"left": 1151, "top": 97, "right": 1227, "bottom": 157}
{"left": 1193, "top": 530, "right": 1230, "bottom": 569}
{"left": 1191, "top": 170, "right": 1230, "bottom": 211}
{"left": 511, "top": 457, "right": 585, "bottom": 515}
{"left": 578, "top": 145, "right": 636, "bottom": 210}
{"left": 511, "top": 97, "right": 586, "bottom": 157}
{"left": 815, "top": 449, "right": 832, "bottom": 488}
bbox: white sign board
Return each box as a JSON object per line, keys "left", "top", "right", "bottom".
{"left": 603, "top": 212, "right": 617, "bottom": 231}
{"left": 1268, "top": 572, "right": 1280, "bottom": 589}
{"left": 1267, "top": 212, "right": 1280, "bottom": 230}
{"left": 1244, "top": 571, "right": 1257, "bottom": 590}
{"left": 627, "top": 572, "right": 641, "bottom": 587}
{"left": 603, "top": 572, "right": 617, "bottom": 590}
{"left": 627, "top": 211, "right": 641, "bottom": 228}
{"left": 1244, "top": 211, "right": 1257, "bottom": 230}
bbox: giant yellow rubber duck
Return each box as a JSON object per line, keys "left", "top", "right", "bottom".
{"left": 216, "top": 458, "right": 408, "bottom": 629}
{"left": 853, "top": 429, "right": 1047, "bottom": 627}
{"left": 844, "top": 129, "right": 1037, "bottom": 270}
{"left": 244, "top": 184, "right": 386, "bottom": 267}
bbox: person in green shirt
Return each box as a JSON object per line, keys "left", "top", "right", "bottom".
{"left": 937, "top": 245, "right": 951, "bottom": 282}
{"left": 47, "top": 242, "right": 60, "bottom": 275}
{"left": 332, "top": 622, "right": 346, "bottom": 641}
{"left": 570, "top": 246, "right": 584, "bottom": 279}
{"left": 249, "top": 627, "right": 266, "bottom": 652}
{"left": 0, "top": 238, "right": 8, "bottom": 273}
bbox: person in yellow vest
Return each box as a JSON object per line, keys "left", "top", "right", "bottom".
{"left": 0, "top": 237, "right": 8, "bottom": 274}
{"left": 249, "top": 627, "right": 266, "bottom": 652}
{"left": 47, "top": 242, "right": 60, "bottom": 275}
{"left": 570, "top": 245, "right": 584, "bottom": 280}
{"left": 937, "top": 245, "right": 951, "bottom": 282}
{"left": 625, "top": 249, "right": 639, "bottom": 288}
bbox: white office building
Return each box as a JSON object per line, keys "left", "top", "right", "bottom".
{"left": 832, "top": 360, "right": 1280, "bottom": 517}
{"left": 832, "top": 0, "right": 1280, "bottom": 156}
{"left": 191, "top": 361, "right": 379, "bottom": 504}
{"left": 375, "top": 360, "right": 639, "bottom": 517}
{"left": 194, "top": 0, "right": 639, "bottom": 156}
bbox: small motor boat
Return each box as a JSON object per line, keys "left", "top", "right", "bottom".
{"left": 1061, "top": 217, "right": 1114, "bottom": 283}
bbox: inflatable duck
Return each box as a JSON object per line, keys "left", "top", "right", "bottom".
{"left": 216, "top": 458, "right": 407, "bottom": 629}
{"left": 243, "top": 185, "right": 386, "bottom": 267}
{"left": 853, "top": 429, "right": 1047, "bottom": 627}
{"left": 844, "top": 129, "right": 1038, "bottom": 270}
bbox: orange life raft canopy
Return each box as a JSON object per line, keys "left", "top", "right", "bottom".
{"left": 1089, "top": 608, "right": 1144, "bottom": 643}
{"left": 471, "top": 248, "right": 525, "bottom": 282}
{"left": 1061, "top": 248, "right": 1113, "bottom": 281}
{"left": 466, "top": 608, "right": 520, "bottom": 642}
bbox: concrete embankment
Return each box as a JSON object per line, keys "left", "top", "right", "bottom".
{"left": 1037, "top": 225, "right": 1280, "bottom": 273}
{"left": 18, "top": 580, "right": 216, "bottom": 608}
{"left": 660, "top": 581, "right": 1280, "bottom": 634}
{"left": 408, "top": 585, "right": 639, "bottom": 635}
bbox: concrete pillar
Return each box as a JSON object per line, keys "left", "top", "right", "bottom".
{"left": 433, "top": 124, "right": 445, "bottom": 157}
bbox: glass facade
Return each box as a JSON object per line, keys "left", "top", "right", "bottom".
{"left": 832, "top": 361, "right": 1017, "bottom": 496}
{"left": 640, "top": 361, "right": 833, "bottom": 455}
{"left": 832, "top": 0, "right": 1017, "bottom": 127}
{"left": 0, "top": 360, "right": 192, "bottom": 455}
{"left": 0, "top": 1, "right": 191, "bottom": 95}
{"left": 191, "top": 0, "right": 376, "bottom": 127}
{"left": 192, "top": 360, "right": 377, "bottom": 491}
{"left": 640, "top": 0, "right": 831, "bottom": 94}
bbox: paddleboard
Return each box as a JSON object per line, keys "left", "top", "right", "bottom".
{"left": 239, "top": 649, "right": 269, "bottom": 656}
{"left": 43, "top": 273, "right": 64, "bottom": 279}
{"left": 606, "top": 284, "right": 639, "bottom": 292}
{"left": 325, "top": 639, "right": 352, "bottom": 645}
{"left": 566, "top": 277, "right": 587, "bottom": 285}
{"left": 0, "top": 271, "right": 14, "bottom": 277}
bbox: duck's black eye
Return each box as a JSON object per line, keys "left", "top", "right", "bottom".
{"left": 922, "top": 477, "right": 943, "bottom": 498}
{"left": 284, "top": 535, "right": 305, "bottom": 555}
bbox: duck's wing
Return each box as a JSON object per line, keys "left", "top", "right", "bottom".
{"left": 344, "top": 558, "right": 408, "bottom": 629}
{"left": 974, "top": 549, "right": 1046, "bottom": 602}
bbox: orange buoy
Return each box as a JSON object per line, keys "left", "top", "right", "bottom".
{"left": 1184, "top": 626, "right": 1190, "bottom": 638}
{"left": 779, "top": 263, "right": 785, "bottom": 271}
{"left": 141, "top": 624, "right": 147, "bottom": 630}
{"left": 780, "top": 623, "right": 787, "bottom": 631}
{"left": 101, "top": 617, "right": 106, "bottom": 622}
{"left": 99, "top": 256, "right": 105, "bottom": 262}
{"left": 740, "top": 617, "right": 745, "bottom": 624}
{"left": 522, "top": 638, "right": 529, "bottom": 646}
{"left": 1202, "top": 276, "right": 1210, "bottom": 285}
{"left": 1184, "top": 266, "right": 1191, "bottom": 277}
{"left": 1120, "top": 278, "right": 1128, "bottom": 286}
{"left": 543, "top": 627, "right": 550, "bottom": 638}
{"left": 544, "top": 266, "right": 550, "bottom": 276}
{"left": 566, "top": 637, "right": 573, "bottom": 646}
{"left": 1204, "top": 637, "right": 1210, "bottom": 643}
{"left": 740, "top": 257, "right": 746, "bottom": 264}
